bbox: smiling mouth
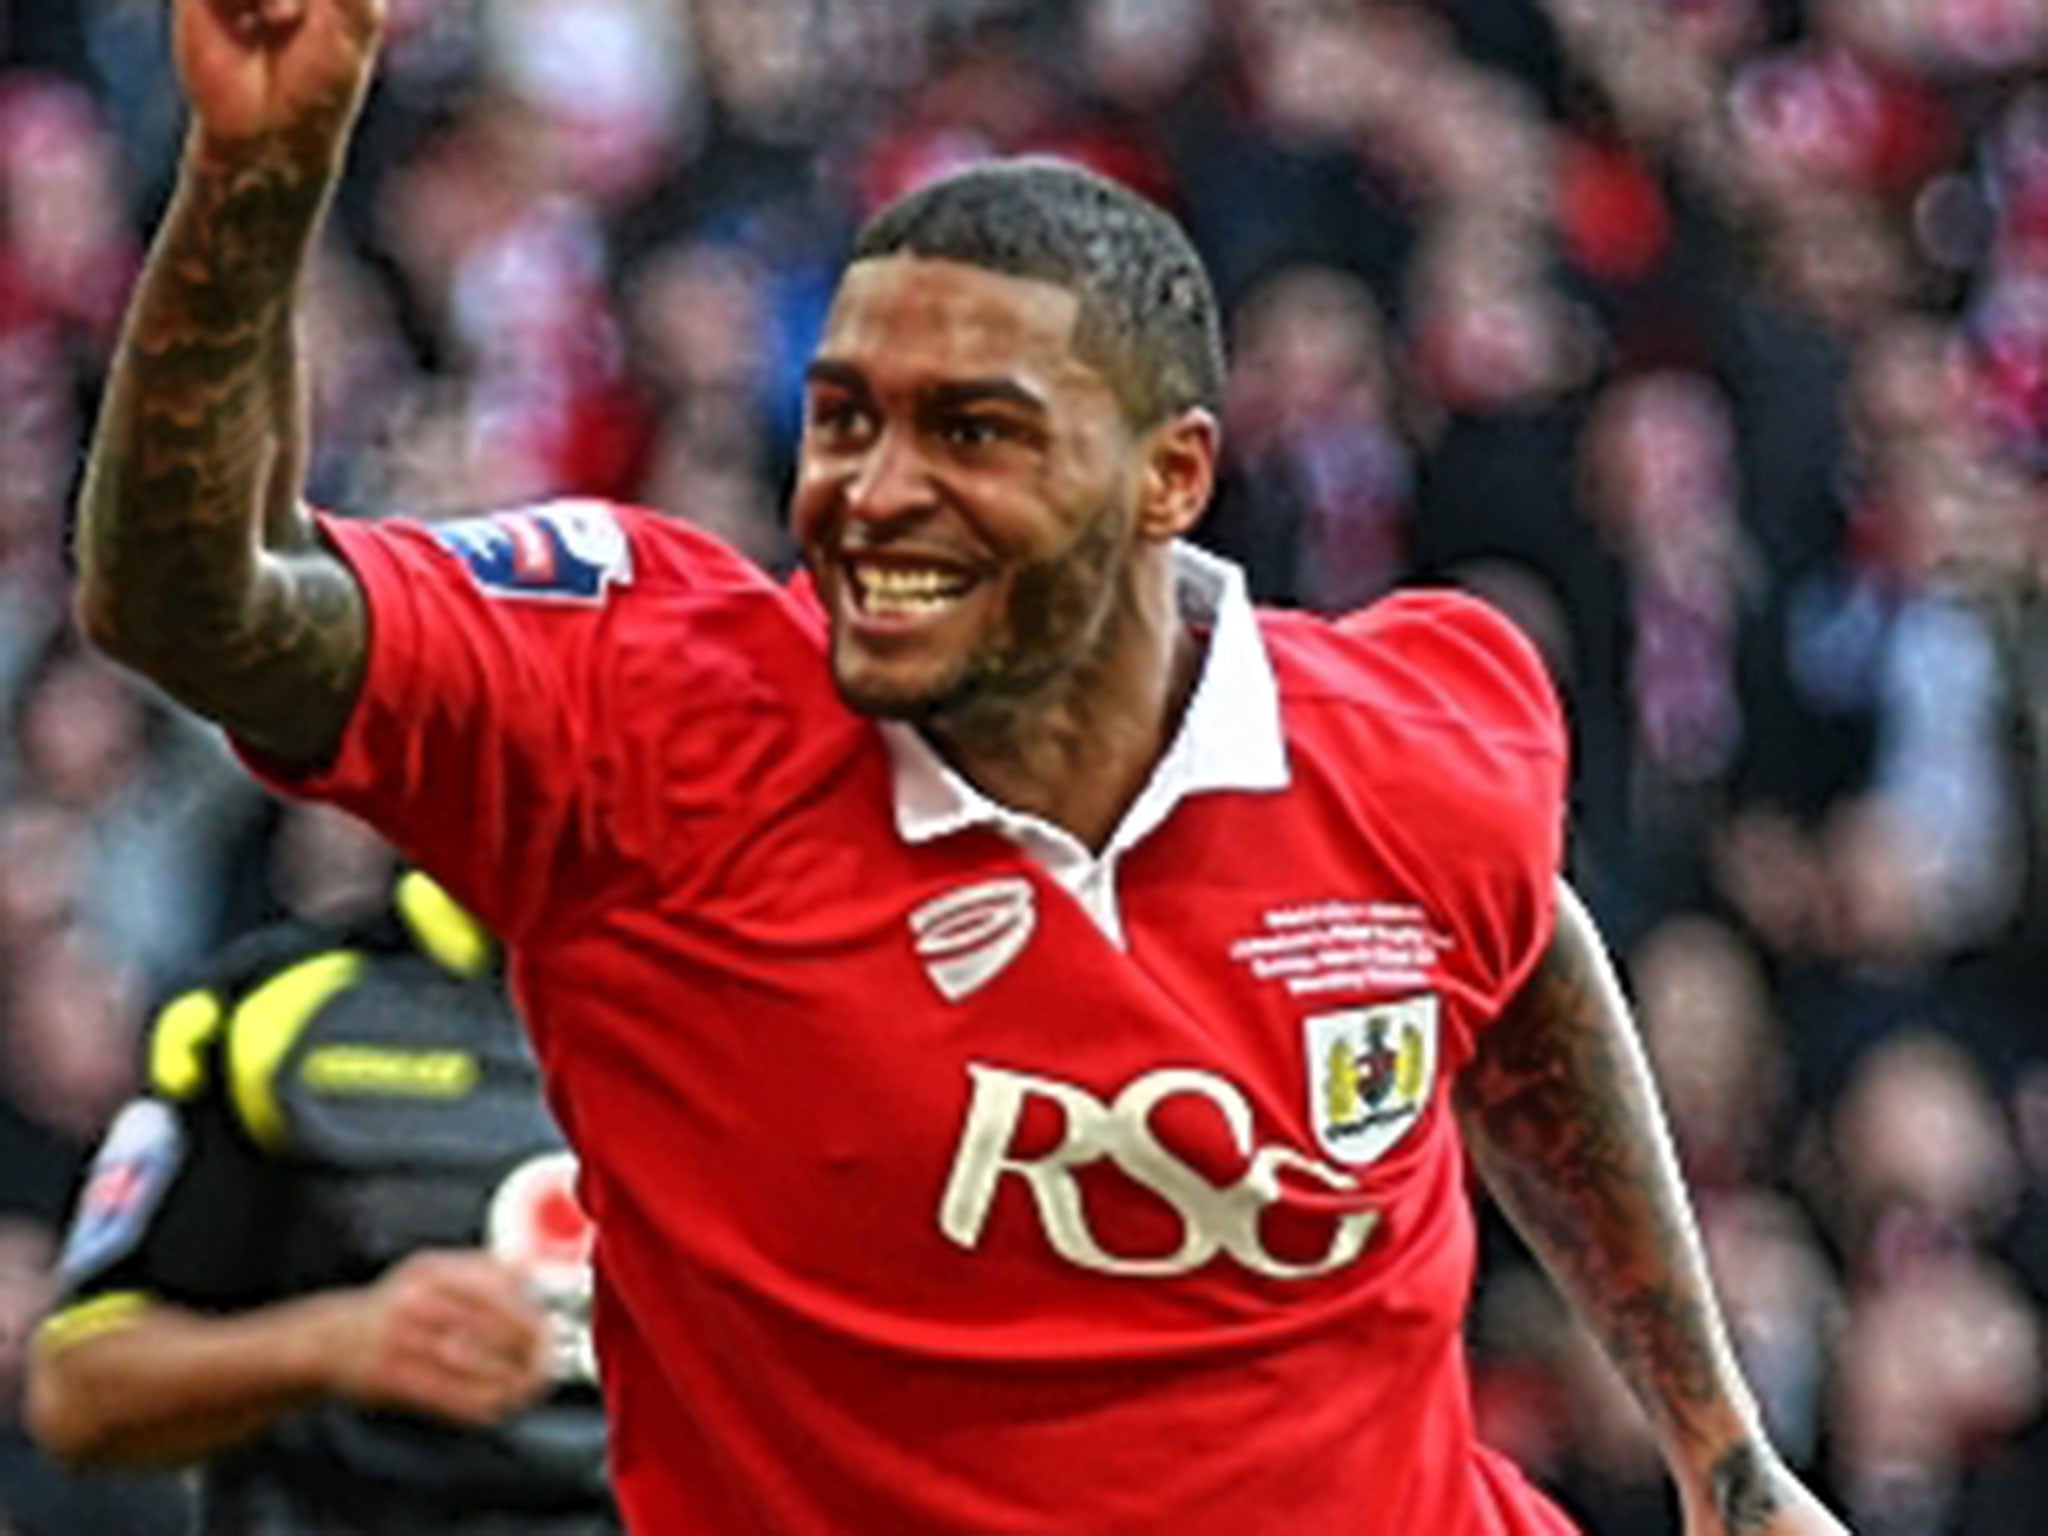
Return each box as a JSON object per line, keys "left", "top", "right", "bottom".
{"left": 846, "top": 557, "right": 981, "bottom": 622}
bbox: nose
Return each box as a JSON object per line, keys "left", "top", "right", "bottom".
{"left": 843, "top": 429, "right": 932, "bottom": 527}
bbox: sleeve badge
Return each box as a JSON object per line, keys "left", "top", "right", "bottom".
{"left": 431, "top": 499, "right": 633, "bottom": 603}
{"left": 58, "top": 1099, "right": 186, "bottom": 1286}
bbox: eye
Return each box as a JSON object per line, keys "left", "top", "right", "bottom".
{"left": 941, "top": 413, "right": 1027, "bottom": 450}
{"left": 807, "top": 394, "right": 875, "bottom": 442}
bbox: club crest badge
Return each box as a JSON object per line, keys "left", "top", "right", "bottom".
{"left": 1303, "top": 995, "right": 1440, "bottom": 1166}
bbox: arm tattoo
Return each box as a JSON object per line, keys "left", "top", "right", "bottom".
{"left": 1455, "top": 883, "right": 1755, "bottom": 1475}
{"left": 75, "top": 117, "right": 364, "bottom": 763}
{"left": 1710, "top": 1439, "right": 1783, "bottom": 1532}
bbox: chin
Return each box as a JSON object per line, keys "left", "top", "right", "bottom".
{"left": 830, "top": 659, "right": 957, "bottom": 722}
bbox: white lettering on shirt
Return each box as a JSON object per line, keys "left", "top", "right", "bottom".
{"left": 939, "top": 1064, "right": 1378, "bottom": 1280}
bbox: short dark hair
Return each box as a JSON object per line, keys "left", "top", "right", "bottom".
{"left": 849, "top": 158, "right": 1226, "bottom": 426}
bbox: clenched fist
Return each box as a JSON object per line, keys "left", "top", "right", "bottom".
{"left": 175, "top": 0, "right": 384, "bottom": 160}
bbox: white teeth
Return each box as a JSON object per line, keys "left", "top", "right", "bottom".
{"left": 865, "top": 568, "right": 962, "bottom": 597}
{"left": 853, "top": 563, "right": 972, "bottom": 616}
{"left": 871, "top": 592, "right": 953, "bottom": 614}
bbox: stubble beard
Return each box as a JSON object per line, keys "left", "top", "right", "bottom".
{"left": 831, "top": 502, "right": 1129, "bottom": 749}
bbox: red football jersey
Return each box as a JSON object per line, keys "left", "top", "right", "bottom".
{"left": 251, "top": 500, "right": 1577, "bottom": 1536}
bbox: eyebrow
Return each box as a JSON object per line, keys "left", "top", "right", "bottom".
{"left": 803, "top": 359, "right": 871, "bottom": 396}
{"left": 803, "top": 359, "right": 1050, "bottom": 416}
{"left": 925, "top": 379, "right": 1050, "bottom": 416}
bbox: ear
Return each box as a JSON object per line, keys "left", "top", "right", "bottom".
{"left": 1136, "top": 408, "right": 1220, "bottom": 543}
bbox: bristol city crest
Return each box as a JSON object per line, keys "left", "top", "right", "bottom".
{"left": 1303, "top": 995, "right": 1440, "bottom": 1166}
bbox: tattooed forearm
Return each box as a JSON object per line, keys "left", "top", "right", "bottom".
{"left": 1710, "top": 1439, "right": 1783, "bottom": 1532}
{"left": 82, "top": 128, "right": 325, "bottom": 592}
{"left": 1456, "top": 881, "right": 1757, "bottom": 1480}
{"left": 75, "top": 118, "right": 363, "bottom": 762}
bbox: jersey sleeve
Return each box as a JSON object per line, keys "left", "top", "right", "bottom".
{"left": 238, "top": 500, "right": 639, "bottom": 942}
{"left": 1338, "top": 589, "right": 1569, "bottom": 1036}
{"left": 46, "top": 990, "right": 292, "bottom": 1334}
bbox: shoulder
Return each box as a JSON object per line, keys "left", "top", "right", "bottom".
{"left": 1261, "top": 587, "right": 1565, "bottom": 759}
{"left": 149, "top": 940, "right": 371, "bottom": 1153}
{"left": 333, "top": 500, "right": 828, "bottom": 693}
{"left": 1261, "top": 591, "right": 1569, "bottom": 987}
{"left": 327, "top": 499, "right": 794, "bottom": 612}
{"left": 141, "top": 919, "right": 331, "bottom": 1105}
{"left": 1261, "top": 591, "right": 1569, "bottom": 1021}
{"left": 146, "top": 891, "right": 498, "bottom": 1151}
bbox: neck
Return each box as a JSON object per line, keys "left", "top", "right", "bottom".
{"left": 926, "top": 550, "right": 1198, "bottom": 852}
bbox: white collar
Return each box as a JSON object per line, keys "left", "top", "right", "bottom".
{"left": 881, "top": 543, "right": 1291, "bottom": 860}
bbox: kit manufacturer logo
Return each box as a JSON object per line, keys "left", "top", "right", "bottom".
{"left": 910, "top": 878, "right": 1037, "bottom": 1002}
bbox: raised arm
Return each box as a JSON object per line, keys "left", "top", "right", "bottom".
{"left": 73, "top": 0, "right": 385, "bottom": 764}
{"left": 1456, "top": 881, "right": 1848, "bottom": 1536}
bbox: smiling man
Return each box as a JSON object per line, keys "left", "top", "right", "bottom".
{"left": 798, "top": 203, "right": 1225, "bottom": 850}
{"left": 70, "top": 3, "right": 1850, "bottom": 1534}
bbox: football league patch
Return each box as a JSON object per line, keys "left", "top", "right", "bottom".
{"left": 1304, "top": 995, "right": 1439, "bottom": 1166}
{"left": 58, "top": 1100, "right": 185, "bottom": 1285}
{"left": 431, "top": 500, "right": 632, "bottom": 603}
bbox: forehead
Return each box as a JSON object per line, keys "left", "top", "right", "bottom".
{"left": 815, "top": 256, "right": 1097, "bottom": 394}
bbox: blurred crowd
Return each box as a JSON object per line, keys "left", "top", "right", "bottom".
{"left": 3, "top": 0, "right": 2048, "bottom": 1531}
